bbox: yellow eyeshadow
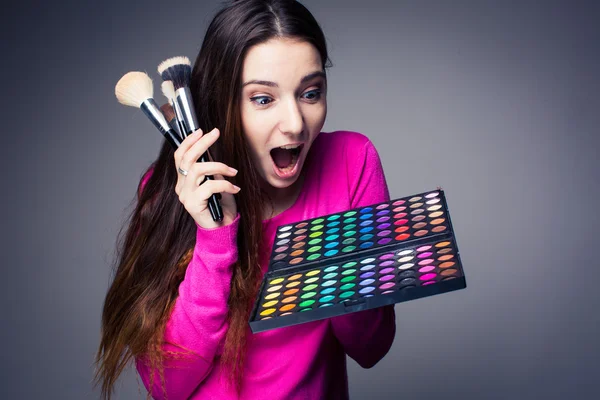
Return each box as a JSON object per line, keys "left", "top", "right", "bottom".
{"left": 265, "top": 292, "right": 280, "bottom": 300}
{"left": 306, "top": 270, "right": 321, "bottom": 276}
{"left": 260, "top": 308, "right": 276, "bottom": 316}
{"left": 263, "top": 300, "right": 278, "bottom": 308}
{"left": 270, "top": 278, "right": 284, "bottom": 285}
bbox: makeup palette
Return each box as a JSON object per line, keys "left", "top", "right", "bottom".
{"left": 249, "top": 188, "right": 466, "bottom": 333}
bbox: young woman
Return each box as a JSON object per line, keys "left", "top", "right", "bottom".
{"left": 95, "top": 0, "right": 396, "bottom": 399}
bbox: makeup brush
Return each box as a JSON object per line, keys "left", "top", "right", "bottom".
{"left": 158, "top": 56, "right": 223, "bottom": 221}
{"left": 159, "top": 103, "right": 180, "bottom": 137}
{"left": 160, "top": 81, "right": 185, "bottom": 138}
{"left": 161, "top": 80, "right": 222, "bottom": 201}
{"left": 115, "top": 71, "right": 182, "bottom": 149}
{"left": 115, "top": 71, "right": 222, "bottom": 222}
{"left": 157, "top": 56, "right": 198, "bottom": 136}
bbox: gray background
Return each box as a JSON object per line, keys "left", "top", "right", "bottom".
{"left": 3, "top": 0, "right": 599, "bottom": 399}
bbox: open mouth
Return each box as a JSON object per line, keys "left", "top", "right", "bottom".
{"left": 270, "top": 143, "right": 304, "bottom": 178}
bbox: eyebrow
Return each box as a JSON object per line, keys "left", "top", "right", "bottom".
{"left": 242, "top": 71, "right": 326, "bottom": 88}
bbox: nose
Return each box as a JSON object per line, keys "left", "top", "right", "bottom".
{"left": 279, "top": 97, "right": 304, "bottom": 137}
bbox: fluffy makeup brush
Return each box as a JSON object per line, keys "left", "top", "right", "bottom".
{"left": 158, "top": 56, "right": 223, "bottom": 221}
{"left": 157, "top": 56, "right": 198, "bottom": 136}
{"left": 161, "top": 80, "right": 185, "bottom": 137}
{"left": 115, "top": 71, "right": 182, "bottom": 149}
{"left": 159, "top": 102, "right": 181, "bottom": 137}
{"left": 115, "top": 70, "right": 222, "bottom": 222}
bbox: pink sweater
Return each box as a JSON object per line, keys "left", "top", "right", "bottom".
{"left": 135, "top": 131, "right": 396, "bottom": 399}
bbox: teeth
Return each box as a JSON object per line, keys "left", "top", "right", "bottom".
{"left": 279, "top": 144, "right": 302, "bottom": 150}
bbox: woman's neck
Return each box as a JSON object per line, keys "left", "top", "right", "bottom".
{"left": 261, "top": 169, "right": 306, "bottom": 220}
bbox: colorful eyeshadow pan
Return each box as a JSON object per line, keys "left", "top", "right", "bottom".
{"left": 251, "top": 189, "right": 466, "bottom": 333}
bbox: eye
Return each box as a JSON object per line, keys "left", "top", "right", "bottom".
{"left": 302, "top": 89, "right": 322, "bottom": 102}
{"left": 250, "top": 96, "right": 273, "bottom": 106}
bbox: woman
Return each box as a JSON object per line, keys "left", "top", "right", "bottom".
{"left": 95, "top": 0, "right": 396, "bottom": 399}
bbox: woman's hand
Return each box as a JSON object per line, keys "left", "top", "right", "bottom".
{"left": 174, "top": 128, "right": 240, "bottom": 229}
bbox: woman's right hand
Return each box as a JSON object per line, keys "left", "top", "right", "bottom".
{"left": 174, "top": 127, "right": 240, "bottom": 229}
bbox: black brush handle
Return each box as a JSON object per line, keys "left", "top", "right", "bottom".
{"left": 195, "top": 150, "right": 223, "bottom": 222}
{"left": 165, "top": 128, "right": 182, "bottom": 148}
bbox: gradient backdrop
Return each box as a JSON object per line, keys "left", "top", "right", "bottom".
{"left": 3, "top": 0, "right": 599, "bottom": 399}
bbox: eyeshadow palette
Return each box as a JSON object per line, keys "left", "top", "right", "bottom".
{"left": 249, "top": 188, "right": 466, "bottom": 333}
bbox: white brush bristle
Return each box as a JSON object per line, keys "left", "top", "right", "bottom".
{"left": 115, "top": 71, "right": 153, "bottom": 107}
{"left": 157, "top": 56, "right": 191, "bottom": 74}
{"left": 161, "top": 81, "right": 176, "bottom": 100}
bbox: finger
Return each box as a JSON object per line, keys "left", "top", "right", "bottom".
{"left": 195, "top": 179, "right": 241, "bottom": 201}
{"left": 181, "top": 163, "right": 236, "bottom": 195}
{"left": 173, "top": 128, "right": 204, "bottom": 168}
{"left": 180, "top": 128, "right": 220, "bottom": 172}
{"left": 178, "top": 179, "right": 240, "bottom": 215}
{"left": 188, "top": 162, "right": 237, "bottom": 184}
{"left": 178, "top": 161, "right": 236, "bottom": 197}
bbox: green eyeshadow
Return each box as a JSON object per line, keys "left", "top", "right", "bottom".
{"left": 299, "top": 299, "right": 316, "bottom": 308}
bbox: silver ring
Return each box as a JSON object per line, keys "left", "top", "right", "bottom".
{"left": 177, "top": 167, "right": 188, "bottom": 176}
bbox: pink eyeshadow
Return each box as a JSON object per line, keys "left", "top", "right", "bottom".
{"left": 419, "top": 273, "right": 437, "bottom": 281}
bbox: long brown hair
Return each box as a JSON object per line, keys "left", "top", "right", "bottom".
{"left": 94, "top": 0, "right": 331, "bottom": 398}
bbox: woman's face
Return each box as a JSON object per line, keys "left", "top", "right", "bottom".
{"left": 240, "top": 37, "right": 327, "bottom": 191}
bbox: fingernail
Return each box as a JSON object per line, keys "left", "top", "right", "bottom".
{"left": 229, "top": 167, "right": 238, "bottom": 174}
{"left": 233, "top": 185, "right": 241, "bottom": 192}
{"left": 210, "top": 128, "right": 219, "bottom": 136}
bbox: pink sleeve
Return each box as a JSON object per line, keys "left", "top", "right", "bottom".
{"left": 134, "top": 169, "right": 240, "bottom": 399}
{"left": 330, "top": 139, "right": 397, "bottom": 368}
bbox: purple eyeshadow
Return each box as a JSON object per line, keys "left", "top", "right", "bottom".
{"left": 379, "top": 267, "right": 395, "bottom": 275}
{"left": 360, "top": 278, "right": 376, "bottom": 286}
{"left": 360, "top": 264, "right": 376, "bottom": 271}
{"left": 359, "top": 287, "right": 375, "bottom": 294}
{"left": 379, "top": 282, "right": 396, "bottom": 290}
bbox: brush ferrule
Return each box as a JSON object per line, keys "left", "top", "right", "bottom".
{"left": 175, "top": 87, "right": 199, "bottom": 135}
{"left": 141, "top": 99, "right": 171, "bottom": 133}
